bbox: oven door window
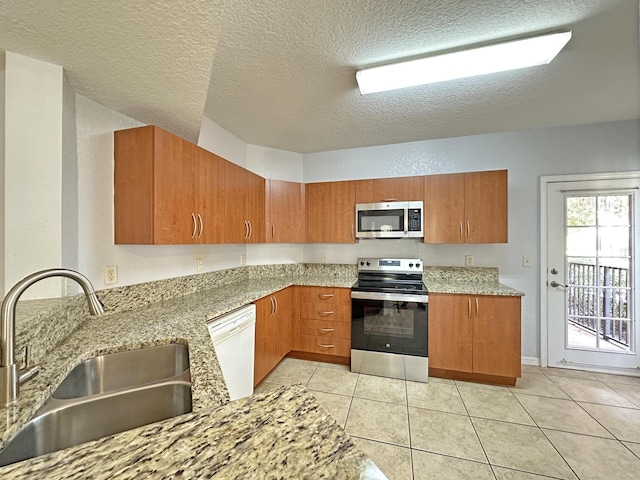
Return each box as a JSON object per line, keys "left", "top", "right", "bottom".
{"left": 358, "top": 209, "right": 404, "bottom": 233}
{"left": 352, "top": 298, "right": 428, "bottom": 357}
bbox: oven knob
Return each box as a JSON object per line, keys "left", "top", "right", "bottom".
{"left": 366, "top": 261, "right": 371, "bottom": 266}
{"left": 360, "top": 261, "right": 364, "bottom": 266}
{"left": 409, "top": 263, "right": 414, "bottom": 268}
{"left": 416, "top": 263, "right": 421, "bottom": 269}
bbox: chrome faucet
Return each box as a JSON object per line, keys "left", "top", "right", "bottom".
{"left": 0, "top": 269, "right": 104, "bottom": 407}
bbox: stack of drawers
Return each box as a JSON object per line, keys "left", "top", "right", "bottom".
{"left": 299, "top": 286, "right": 351, "bottom": 358}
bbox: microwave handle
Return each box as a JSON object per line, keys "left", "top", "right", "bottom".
{"left": 403, "top": 208, "right": 409, "bottom": 234}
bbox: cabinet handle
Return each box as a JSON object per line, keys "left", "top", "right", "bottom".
{"left": 320, "top": 311, "right": 335, "bottom": 316}
{"left": 244, "top": 220, "right": 249, "bottom": 239}
{"left": 468, "top": 298, "right": 471, "bottom": 319}
{"left": 274, "top": 295, "right": 278, "bottom": 314}
{"left": 459, "top": 221, "right": 463, "bottom": 240}
{"left": 475, "top": 297, "right": 479, "bottom": 318}
{"left": 197, "top": 214, "right": 203, "bottom": 238}
{"left": 270, "top": 296, "right": 275, "bottom": 316}
{"left": 272, "top": 224, "right": 275, "bottom": 240}
{"left": 318, "top": 343, "right": 334, "bottom": 348}
{"left": 191, "top": 213, "right": 197, "bottom": 238}
{"left": 248, "top": 220, "right": 253, "bottom": 239}
{"left": 467, "top": 221, "right": 471, "bottom": 238}
{"left": 319, "top": 293, "right": 334, "bottom": 299}
{"left": 319, "top": 328, "right": 334, "bottom": 333}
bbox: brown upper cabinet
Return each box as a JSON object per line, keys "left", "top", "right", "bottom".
{"left": 423, "top": 169, "right": 508, "bottom": 243}
{"left": 114, "top": 125, "right": 224, "bottom": 244}
{"left": 223, "top": 160, "right": 266, "bottom": 243}
{"left": 305, "top": 181, "right": 356, "bottom": 243}
{"left": 355, "top": 176, "right": 424, "bottom": 203}
{"left": 266, "top": 180, "right": 305, "bottom": 243}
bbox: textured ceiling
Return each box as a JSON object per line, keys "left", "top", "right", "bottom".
{"left": 205, "top": 0, "right": 640, "bottom": 153}
{"left": 0, "top": 0, "right": 226, "bottom": 142}
{"left": 0, "top": 1, "right": 638, "bottom": 153}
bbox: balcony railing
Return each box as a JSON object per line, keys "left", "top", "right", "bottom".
{"left": 567, "top": 262, "right": 630, "bottom": 348}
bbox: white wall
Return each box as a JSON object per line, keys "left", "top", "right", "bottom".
{"left": 4, "top": 52, "right": 64, "bottom": 298}
{"left": 0, "top": 57, "right": 5, "bottom": 296}
{"left": 303, "top": 119, "right": 640, "bottom": 360}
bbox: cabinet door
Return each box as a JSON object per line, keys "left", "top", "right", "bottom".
{"left": 423, "top": 173, "right": 465, "bottom": 244}
{"left": 472, "top": 296, "right": 521, "bottom": 378}
{"left": 355, "top": 176, "right": 424, "bottom": 203}
{"left": 273, "top": 288, "right": 292, "bottom": 361}
{"left": 465, "top": 170, "right": 508, "bottom": 243}
{"left": 253, "top": 296, "right": 275, "bottom": 387}
{"left": 224, "top": 161, "right": 265, "bottom": 244}
{"left": 305, "top": 181, "right": 356, "bottom": 243}
{"left": 428, "top": 294, "right": 473, "bottom": 372}
{"left": 196, "top": 147, "right": 224, "bottom": 244}
{"left": 267, "top": 180, "right": 305, "bottom": 243}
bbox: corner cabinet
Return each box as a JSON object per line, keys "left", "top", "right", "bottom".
{"left": 423, "top": 170, "right": 508, "bottom": 244}
{"left": 266, "top": 179, "right": 305, "bottom": 243}
{"left": 114, "top": 126, "right": 224, "bottom": 244}
{"left": 305, "top": 181, "right": 356, "bottom": 243}
{"left": 253, "top": 287, "right": 292, "bottom": 387}
{"left": 223, "top": 160, "right": 266, "bottom": 243}
{"left": 428, "top": 293, "right": 521, "bottom": 385}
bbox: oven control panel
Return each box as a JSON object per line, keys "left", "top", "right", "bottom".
{"left": 357, "top": 258, "right": 423, "bottom": 273}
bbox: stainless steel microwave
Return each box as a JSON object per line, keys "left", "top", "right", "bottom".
{"left": 355, "top": 201, "right": 424, "bottom": 239}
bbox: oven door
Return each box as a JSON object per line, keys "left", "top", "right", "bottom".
{"left": 351, "top": 291, "right": 428, "bottom": 356}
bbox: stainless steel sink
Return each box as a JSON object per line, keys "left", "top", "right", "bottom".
{"left": 53, "top": 343, "right": 190, "bottom": 399}
{"left": 0, "top": 344, "right": 192, "bottom": 467}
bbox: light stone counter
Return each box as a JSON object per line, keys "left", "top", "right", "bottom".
{"left": 424, "top": 266, "right": 524, "bottom": 297}
{"left": 1, "top": 265, "right": 382, "bottom": 478}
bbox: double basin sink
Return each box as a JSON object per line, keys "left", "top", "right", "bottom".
{"left": 0, "top": 343, "right": 192, "bottom": 467}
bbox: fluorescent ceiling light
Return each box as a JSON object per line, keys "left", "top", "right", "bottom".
{"left": 356, "top": 30, "right": 572, "bottom": 94}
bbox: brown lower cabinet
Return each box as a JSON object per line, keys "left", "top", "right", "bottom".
{"left": 253, "top": 287, "right": 292, "bottom": 387}
{"left": 428, "top": 293, "right": 521, "bottom": 385}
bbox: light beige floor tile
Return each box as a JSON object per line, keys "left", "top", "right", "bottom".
{"left": 509, "top": 373, "right": 570, "bottom": 400}
{"left": 543, "top": 367, "right": 599, "bottom": 380}
{"left": 310, "top": 390, "right": 352, "bottom": 428}
{"left": 408, "top": 407, "right": 487, "bottom": 463}
{"left": 472, "top": 418, "right": 577, "bottom": 479}
{"left": 458, "top": 387, "right": 535, "bottom": 426}
{"left": 317, "top": 362, "right": 352, "bottom": 371}
{"left": 623, "top": 441, "right": 640, "bottom": 459}
{"left": 579, "top": 402, "right": 640, "bottom": 442}
{"left": 589, "top": 371, "right": 640, "bottom": 387}
{"left": 262, "top": 359, "right": 317, "bottom": 386}
{"left": 354, "top": 374, "right": 407, "bottom": 405}
{"left": 545, "top": 429, "right": 640, "bottom": 480}
{"left": 282, "top": 357, "right": 320, "bottom": 367}
{"left": 606, "top": 382, "right": 640, "bottom": 408}
{"left": 455, "top": 380, "right": 509, "bottom": 391}
{"left": 406, "top": 380, "right": 466, "bottom": 414}
{"left": 427, "top": 376, "right": 455, "bottom": 385}
{"left": 306, "top": 364, "right": 358, "bottom": 396}
{"left": 252, "top": 381, "right": 280, "bottom": 395}
{"left": 353, "top": 437, "right": 412, "bottom": 480}
{"left": 521, "top": 365, "right": 546, "bottom": 375}
{"left": 515, "top": 394, "right": 613, "bottom": 438}
{"left": 546, "top": 375, "right": 636, "bottom": 407}
{"left": 412, "top": 450, "right": 494, "bottom": 480}
{"left": 345, "top": 398, "right": 410, "bottom": 447}
{"left": 492, "top": 466, "right": 560, "bottom": 479}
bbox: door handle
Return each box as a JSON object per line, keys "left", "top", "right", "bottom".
{"left": 550, "top": 281, "right": 568, "bottom": 288}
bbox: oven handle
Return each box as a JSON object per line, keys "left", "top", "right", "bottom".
{"left": 351, "top": 291, "right": 428, "bottom": 303}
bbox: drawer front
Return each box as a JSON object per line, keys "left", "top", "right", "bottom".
{"left": 300, "top": 319, "right": 351, "bottom": 339}
{"left": 300, "top": 287, "right": 351, "bottom": 305}
{"left": 299, "top": 335, "right": 351, "bottom": 357}
{"left": 301, "top": 303, "right": 351, "bottom": 322}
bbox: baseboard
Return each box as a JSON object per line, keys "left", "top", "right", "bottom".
{"left": 521, "top": 356, "right": 540, "bottom": 366}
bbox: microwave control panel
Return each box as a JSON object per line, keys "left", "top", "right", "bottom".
{"left": 408, "top": 209, "right": 422, "bottom": 231}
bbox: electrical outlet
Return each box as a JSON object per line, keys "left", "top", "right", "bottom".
{"left": 104, "top": 265, "right": 118, "bottom": 285}
{"left": 240, "top": 254, "right": 246, "bottom": 266}
{"left": 465, "top": 255, "right": 474, "bottom": 266}
{"left": 523, "top": 256, "right": 532, "bottom": 267}
{"left": 321, "top": 253, "right": 327, "bottom": 264}
{"left": 196, "top": 258, "right": 204, "bottom": 272}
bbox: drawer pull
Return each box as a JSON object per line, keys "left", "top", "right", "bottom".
{"left": 319, "top": 293, "right": 334, "bottom": 299}
{"left": 318, "top": 328, "right": 335, "bottom": 332}
{"left": 320, "top": 311, "right": 335, "bottom": 316}
{"left": 318, "top": 343, "right": 334, "bottom": 348}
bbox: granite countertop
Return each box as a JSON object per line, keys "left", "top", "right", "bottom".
{"left": 1, "top": 271, "right": 385, "bottom": 479}
{"left": 424, "top": 266, "right": 524, "bottom": 297}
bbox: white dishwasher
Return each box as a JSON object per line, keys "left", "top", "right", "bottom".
{"left": 207, "top": 304, "right": 256, "bottom": 401}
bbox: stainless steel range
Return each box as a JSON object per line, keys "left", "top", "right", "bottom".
{"left": 351, "top": 258, "right": 428, "bottom": 382}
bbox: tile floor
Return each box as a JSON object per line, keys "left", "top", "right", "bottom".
{"left": 254, "top": 359, "right": 640, "bottom": 480}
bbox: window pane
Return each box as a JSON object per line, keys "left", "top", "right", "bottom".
{"left": 599, "top": 227, "right": 629, "bottom": 256}
{"left": 567, "top": 227, "right": 596, "bottom": 256}
{"left": 567, "top": 197, "right": 595, "bottom": 226}
{"left": 598, "top": 195, "right": 630, "bottom": 226}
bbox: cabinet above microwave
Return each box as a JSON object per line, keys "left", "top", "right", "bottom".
{"left": 355, "top": 201, "right": 423, "bottom": 239}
